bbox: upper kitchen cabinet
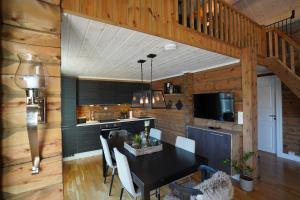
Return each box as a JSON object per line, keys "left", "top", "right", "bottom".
{"left": 77, "top": 80, "right": 149, "bottom": 105}
{"left": 62, "top": 77, "right": 77, "bottom": 127}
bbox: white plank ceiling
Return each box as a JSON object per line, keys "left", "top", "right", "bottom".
{"left": 61, "top": 14, "right": 239, "bottom": 81}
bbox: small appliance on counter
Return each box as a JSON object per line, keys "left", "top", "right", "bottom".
{"left": 77, "top": 117, "right": 87, "bottom": 124}
{"left": 164, "top": 82, "right": 181, "bottom": 94}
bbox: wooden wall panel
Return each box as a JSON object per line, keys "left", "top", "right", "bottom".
{"left": 282, "top": 85, "right": 300, "bottom": 156}
{"left": 1, "top": 0, "right": 61, "bottom": 34}
{"left": 193, "top": 63, "right": 243, "bottom": 131}
{"left": 1, "top": 0, "right": 62, "bottom": 199}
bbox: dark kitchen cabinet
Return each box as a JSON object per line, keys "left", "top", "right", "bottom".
{"left": 121, "top": 119, "right": 155, "bottom": 134}
{"left": 76, "top": 125, "right": 101, "bottom": 153}
{"left": 187, "top": 126, "right": 232, "bottom": 174}
{"left": 62, "top": 127, "right": 77, "bottom": 157}
{"left": 61, "top": 77, "right": 77, "bottom": 127}
{"left": 77, "top": 80, "right": 149, "bottom": 105}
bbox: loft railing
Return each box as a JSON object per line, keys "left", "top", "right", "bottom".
{"left": 266, "top": 10, "right": 295, "bottom": 35}
{"left": 177, "top": 0, "right": 265, "bottom": 57}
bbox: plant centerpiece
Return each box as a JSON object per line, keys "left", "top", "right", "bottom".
{"left": 223, "top": 151, "right": 255, "bottom": 192}
{"left": 120, "top": 109, "right": 128, "bottom": 119}
{"left": 132, "top": 134, "right": 142, "bottom": 149}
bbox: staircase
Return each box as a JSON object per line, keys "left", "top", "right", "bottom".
{"left": 265, "top": 28, "right": 300, "bottom": 99}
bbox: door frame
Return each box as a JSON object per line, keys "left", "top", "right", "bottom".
{"left": 275, "top": 77, "right": 300, "bottom": 162}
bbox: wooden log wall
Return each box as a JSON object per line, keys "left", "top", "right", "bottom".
{"left": 147, "top": 63, "right": 243, "bottom": 145}
{"left": 1, "top": 0, "right": 63, "bottom": 199}
{"left": 62, "top": 0, "right": 242, "bottom": 59}
{"left": 193, "top": 63, "right": 243, "bottom": 131}
{"left": 282, "top": 84, "right": 300, "bottom": 156}
{"left": 147, "top": 76, "right": 186, "bottom": 145}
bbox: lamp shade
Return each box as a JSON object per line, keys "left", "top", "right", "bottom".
{"left": 15, "top": 53, "right": 48, "bottom": 90}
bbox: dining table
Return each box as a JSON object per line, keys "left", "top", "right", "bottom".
{"left": 102, "top": 135, "right": 208, "bottom": 200}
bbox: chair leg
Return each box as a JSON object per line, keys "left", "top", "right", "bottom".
{"left": 120, "top": 188, "right": 124, "bottom": 200}
{"left": 104, "top": 165, "right": 109, "bottom": 183}
{"left": 156, "top": 188, "right": 160, "bottom": 200}
{"left": 109, "top": 168, "right": 115, "bottom": 196}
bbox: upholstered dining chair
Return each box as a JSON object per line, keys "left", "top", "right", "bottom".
{"left": 150, "top": 128, "right": 162, "bottom": 140}
{"left": 100, "top": 135, "right": 117, "bottom": 196}
{"left": 175, "top": 136, "right": 195, "bottom": 153}
{"left": 113, "top": 148, "right": 160, "bottom": 200}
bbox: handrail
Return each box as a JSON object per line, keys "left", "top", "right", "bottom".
{"left": 266, "top": 28, "right": 299, "bottom": 74}
{"left": 266, "top": 10, "right": 295, "bottom": 34}
{"left": 177, "top": 0, "right": 265, "bottom": 57}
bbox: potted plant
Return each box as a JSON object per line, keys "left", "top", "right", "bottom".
{"left": 223, "top": 151, "right": 255, "bottom": 192}
{"left": 120, "top": 109, "right": 128, "bottom": 119}
{"left": 132, "top": 134, "right": 142, "bottom": 149}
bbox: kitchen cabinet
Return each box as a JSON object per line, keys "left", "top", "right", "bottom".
{"left": 62, "top": 127, "right": 77, "bottom": 157}
{"left": 187, "top": 126, "right": 235, "bottom": 175}
{"left": 121, "top": 119, "right": 155, "bottom": 134}
{"left": 77, "top": 80, "right": 149, "bottom": 105}
{"left": 61, "top": 77, "right": 77, "bottom": 127}
{"left": 76, "top": 125, "right": 101, "bottom": 153}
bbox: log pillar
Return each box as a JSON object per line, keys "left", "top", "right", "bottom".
{"left": 241, "top": 48, "right": 258, "bottom": 176}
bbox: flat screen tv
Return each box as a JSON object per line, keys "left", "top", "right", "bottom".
{"left": 193, "top": 92, "right": 234, "bottom": 122}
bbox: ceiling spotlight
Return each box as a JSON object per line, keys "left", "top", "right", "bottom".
{"left": 164, "top": 43, "right": 177, "bottom": 51}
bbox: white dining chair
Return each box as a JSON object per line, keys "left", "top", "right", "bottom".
{"left": 113, "top": 148, "right": 160, "bottom": 200}
{"left": 150, "top": 128, "right": 162, "bottom": 140}
{"left": 175, "top": 136, "right": 195, "bottom": 153}
{"left": 100, "top": 135, "right": 117, "bottom": 196}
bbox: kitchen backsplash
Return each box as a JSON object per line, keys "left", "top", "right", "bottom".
{"left": 77, "top": 104, "right": 147, "bottom": 120}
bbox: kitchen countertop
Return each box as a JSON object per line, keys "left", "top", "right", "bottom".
{"left": 76, "top": 117, "right": 155, "bottom": 127}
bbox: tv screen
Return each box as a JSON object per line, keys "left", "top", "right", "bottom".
{"left": 193, "top": 92, "right": 234, "bottom": 122}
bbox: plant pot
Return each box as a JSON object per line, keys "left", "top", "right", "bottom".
{"left": 240, "top": 176, "right": 254, "bottom": 192}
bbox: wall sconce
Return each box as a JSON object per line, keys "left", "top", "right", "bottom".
{"left": 14, "top": 53, "right": 48, "bottom": 174}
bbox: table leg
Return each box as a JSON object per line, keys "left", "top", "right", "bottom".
{"left": 141, "top": 187, "right": 150, "bottom": 200}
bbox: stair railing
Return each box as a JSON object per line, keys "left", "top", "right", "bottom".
{"left": 266, "top": 10, "right": 295, "bottom": 35}
{"left": 266, "top": 28, "right": 300, "bottom": 76}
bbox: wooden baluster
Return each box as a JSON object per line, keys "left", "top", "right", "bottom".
{"left": 268, "top": 31, "right": 273, "bottom": 57}
{"left": 229, "top": 9, "right": 233, "bottom": 44}
{"left": 190, "top": 0, "right": 194, "bottom": 29}
{"left": 274, "top": 32, "right": 278, "bottom": 58}
{"left": 224, "top": 6, "right": 228, "bottom": 42}
{"left": 197, "top": 0, "right": 202, "bottom": 32}
{"left": 290, "top": 45, "right": 295, "bottom": 72}
{"left": 282, "top": 39, "right": 286, "bottom": 64}
{"left": 241, "top": 16, "right": 244, "bottom": 47}
{"left": 209, "top": 0, "right": 213, "bottom": 36}
{"left": 214, "top": 0, "right": 218, "bottom": 38}
{"left": 233, "top": 10, "right": 236, "bottom": 45}
{"left": 203, "top": 0, "right": 207, "bottom": 34}
{"left": 183, "top": 0, "right": 187, "bottom": 26}
{"left": 175, "top": 0, "right": 179, "bottom": 23}
{"left": 219, "top": 0, "right": 223, "bottom": 40}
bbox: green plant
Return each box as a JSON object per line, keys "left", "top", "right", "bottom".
{"left": 133, "top": 134, "right": 142, "bottom": 145}
{"left": 223, "top": 151, "right": 255, "bottom": 178}
{"left": 120, "top": 109, "right": 128, "bottom": 115}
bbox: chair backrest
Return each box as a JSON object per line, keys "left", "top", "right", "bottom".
{"left": 175, "top": 136, "right": 195, "bottom": 153}
{"left": 113, "top": 148, "right": 136, "bottom": 196}
{"left": 100, "top": 135, "right": 114, "bottom": 168}
{"left": 149, "top": 128, "right": 162, "bottom": 140}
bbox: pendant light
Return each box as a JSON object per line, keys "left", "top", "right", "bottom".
{"left": 132, "top": 59, "right": 146, "bottom": 108}
{"left": 145, "top": 53, "right": 166, "bottom": 109}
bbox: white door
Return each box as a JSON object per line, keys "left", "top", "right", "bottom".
{"left": 257, "top": 76, "right": 277, "bottom": 153}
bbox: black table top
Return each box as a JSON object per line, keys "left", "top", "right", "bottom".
{"left": 108, "top": 136, "right": 208, "bottom": 191}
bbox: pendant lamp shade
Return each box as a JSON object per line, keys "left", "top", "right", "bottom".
{"left": 132, "top": 59, "right": 146, "bottom": 108}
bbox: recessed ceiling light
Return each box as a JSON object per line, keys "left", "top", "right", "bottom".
{"left": 164, "top": 43, "right": 177, "bottom": 51}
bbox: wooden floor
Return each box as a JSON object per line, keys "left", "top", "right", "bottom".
{"left": 63, "top": 151, "right": 300, "bottom": 200}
